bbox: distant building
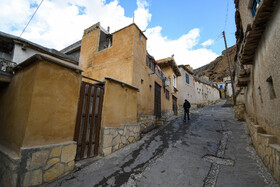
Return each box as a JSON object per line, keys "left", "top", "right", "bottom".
{"left": 177, "top": 64, "right": 220, "bottom": 112}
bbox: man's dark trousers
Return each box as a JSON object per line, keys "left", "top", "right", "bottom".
{"left": 184, "top": 108, "right": 190, "bottom": 121}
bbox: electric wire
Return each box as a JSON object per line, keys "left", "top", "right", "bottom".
{"left": 224, "top": 0, "right": 229, "bottom": 31}
{"left": 19, "top": 0, "right": 44, "bottom": 38}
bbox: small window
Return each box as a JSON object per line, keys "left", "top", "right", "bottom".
{"left": 186, "top": 74, "right": 190, "bottom": 84}
{"left": 266, "top": 76, "right": 276, "bottom": 99}
{"left": 139, "top": 34, "right": 142, "bottom": 39}
{"left": 166, "top": 89, "right": 170, "bottom": 100}
{"left": 251, "top": 0, "right": 261, "bottom": 17}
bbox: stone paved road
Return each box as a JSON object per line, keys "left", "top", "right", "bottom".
{"left": 47, "top": 101, "right": 279, "bottom": 187}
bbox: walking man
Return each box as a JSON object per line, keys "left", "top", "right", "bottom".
{"left": 183, "top": 99, "right": 191, "bottom": 122}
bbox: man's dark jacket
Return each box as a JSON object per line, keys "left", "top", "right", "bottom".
{"left": 183, "top": 100, "right": 191, "bottom": 110}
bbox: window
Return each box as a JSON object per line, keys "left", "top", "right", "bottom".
{"left": 267, "top": 76, "right": 276, "bottom": 99}
{"left": 166, "top": 89, "right": 170, "bottom": 100}
{"left": 139, "top": 33, "right": 142, "bottom": 39}
{"left": 173, "top": 74, "right": 176, "bottom": 88}
{"left": 251, "top": 0, "right": 261, "bottom": 17}
{"left": 98, "top": 30, "right": 112, "bottom": 51}
{"left": 186, "top": 74, "right": 190, "bottom": 84}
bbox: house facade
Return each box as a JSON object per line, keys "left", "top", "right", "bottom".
{"left": 62, "top": 22, "right": 181, "bottom": 156}
{"left": 234, "top": 0, "right": 280, "bottom": 182}
{"left": 0, "top": 32, "right": 82, "bottom": 186}
{"left": 156, "top": 57, "right": 181, "bottom": 117}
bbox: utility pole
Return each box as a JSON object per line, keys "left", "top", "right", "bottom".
{"left": 222, "top": 31, "right": 236, "bottom": 105}
{"left": 133, "top": 13, "right": 135, "bottom": 23}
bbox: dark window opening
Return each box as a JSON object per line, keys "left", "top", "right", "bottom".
{"left": 98, "top": 30, "right": 112, "bottom": 51}
{"left": 166, "top": 89, "right": 170, "bottom": 100}
{"left": 258, "top": 86, "right": 263, "bottom": 103}
{"left": 266, "top": 76, "right": 276, "bottom": 100}
{"left": 146, "top": 55, "right": 156, "bottom": 72}
{"left": 251, "top": 0, "right": 261, "bottom": 17}
{"left": 141, "top": 79, "right": 144, "bottom": 84}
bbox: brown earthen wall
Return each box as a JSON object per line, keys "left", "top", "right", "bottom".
{"left": 0, "top": 64, "right": 37, "bottom": 153}
{"left": 0, "top": 60, "right": 81, "bottom": 153}
{"left": 101, "top": 79, "right": 138, "bottom": 128}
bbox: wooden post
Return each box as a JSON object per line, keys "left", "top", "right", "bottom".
{"left": 222, "top": 31, "right": 236, "bottom": 105}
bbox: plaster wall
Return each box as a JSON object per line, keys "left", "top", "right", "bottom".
{"left": 177, "top": 68, "right": 196, "bottom": 105}
{"left": 246, "top": 3, "right": 280, "bottom": 141}
{"left": 194, "top": 81, "right": 204, "bottom": 104}
{"left": 0, "top": 64, "right": 37, "bottom": 153}
{"left": 130, "top": 26, "right": 160, "bottom": 116}
{"left": 0, "top": 60, "right": 81, "bottom": 153}
{"left": 80, "top": 24, "right": 174, "bottom": 119}
{"left": 226, "top": 83, "right": 233, "bottom": 97}
{"left": 194, "top": 81, "right": 220, "bottom": 105}
{"left": 22, "top": 61, "right": 81, "bottom": 147}
{"left": 101, "top": 79, "right": 138, "bottom": 128}
{"left": 238, "top": 0, "right": 254, "bottom": 33}
{"left": 12, "top": 44, "right": 41, "bottom": 64}
{"left": 158, "top": 66, "right": 178, "bottom": 113}
{"left": 79, "top": 25, "right": 134, "bottom": 85}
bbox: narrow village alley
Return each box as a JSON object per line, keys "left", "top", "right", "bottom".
{"left": 47, "top": 101, "right": 279, "bottom": 187}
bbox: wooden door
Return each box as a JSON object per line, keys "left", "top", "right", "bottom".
{"left": 74, "top": 82, "right": 104, "bottom": 160}
{"left": 172, "top": 95, "right": 178, "bottom": 115}
{"left": 154, "top": 82, "right": 161, "bottom": 118}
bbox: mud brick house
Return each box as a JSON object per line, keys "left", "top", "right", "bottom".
{"left": 156, "top": 57, "right": 181, "bottom": 117}
{"left": 62, "top": 22, "right": 181, "bottom": 157}
{"left": 0, "top": 32, "right": 82, "bottom": 186}
{"left": 234, "top": 0, "right": 280, "bottom": 182}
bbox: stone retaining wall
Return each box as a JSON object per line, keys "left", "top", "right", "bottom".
{"left": 101, "top": 124, "right": 140, "bottom": 156}
{"left": 0, "top": 141, "right": 77, "bottom": 187}
{"left": 161, "top": 110, "right": 174, "bottom": 120}
{"left": 245, "top": 114, "right": 280, "bottom": 183}
{"left": 138, "top": 115, "right": 156, "bottom": 132}
{"left": 0, "top": 146, "right": 20, "bottom": 187}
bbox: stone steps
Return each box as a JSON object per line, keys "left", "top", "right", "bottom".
{"left": 245, "top": 114, "right": 280, "bottom": 182}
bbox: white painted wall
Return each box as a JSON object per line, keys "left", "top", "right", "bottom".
{"left": 12, "top": 43, "right": 42, "bottom": 64}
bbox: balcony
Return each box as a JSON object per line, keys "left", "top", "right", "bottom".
{"left": 0, "top": 58, "right": 16, "bottom": 84}
{"left": 239, "top": 69, "right": 251, "bottom": 78}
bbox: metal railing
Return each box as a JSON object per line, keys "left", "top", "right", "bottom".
{"left": 0, "top": 58, "right": 17, "bottom": 73}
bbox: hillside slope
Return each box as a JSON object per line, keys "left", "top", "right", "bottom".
{"left": 194, "top": 45, "right": 236, "bottom": 82}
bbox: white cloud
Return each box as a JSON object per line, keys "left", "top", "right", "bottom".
{"left": 0, "top": 0, "right": 218, "bottom": 68}
{"left": 201, "top": 39, "right": 214, "bottom": 47}
{"left": 145, "top": 27, "right": 218, "bottom": 69}
{"left": 133, "top": 0, "right": 151, "bottom": 30}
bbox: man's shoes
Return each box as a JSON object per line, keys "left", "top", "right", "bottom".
{"left": 188, "top": 118, "right": 190, "bottom": 120}
{"left": 183, "top": 120, "right": 186, "bottom": 122}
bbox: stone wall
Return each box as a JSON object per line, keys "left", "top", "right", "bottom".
{"left": 234, "top": 104, "right": 246, "bottom": 121}
{"left": 245, "top": 114, "right": 280, "bottom": 183}
{"left": 0, "top": 146, "right": 20, "bottom": 187}
{"left": 138, "top": 115, "right": 156, "bottom": 132}
{"left": 161, "top": 110, "right": 174, "bottom": 120}
{"left": 0, "top": 141, "right": 77, "bottom": 187}
{"left": 101, "top": 124, "right": 140, "bottom": 156}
